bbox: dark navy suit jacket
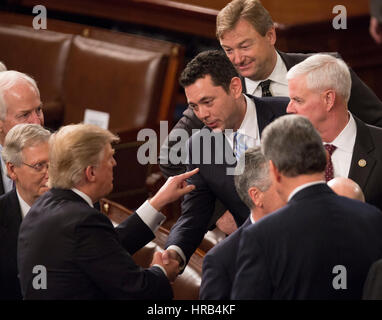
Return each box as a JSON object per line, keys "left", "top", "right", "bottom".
{"left": 232, "top": 184, "right": 382, "bottom": 300}
{"left": 165, "top": 95, "right": 288, "bottom": 263}
{"left": 18, "top": 188, "right": 172, "bottom": 300}
{"left": 200, "top": 218, "right": 251, "bottom": 300}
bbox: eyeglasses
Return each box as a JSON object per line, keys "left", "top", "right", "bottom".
{"left": 22, "top": 161, "right": 49, "bottom": 172}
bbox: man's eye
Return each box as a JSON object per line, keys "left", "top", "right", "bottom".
{"left": 18, "top": 113, "right": 30, "bottom": 119}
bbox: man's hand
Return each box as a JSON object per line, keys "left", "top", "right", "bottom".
{"left": 151, "top": 251, "right": 180, "bottom": 283}
{"left": 149, "top": 168, "right": 199, "bottom": 211}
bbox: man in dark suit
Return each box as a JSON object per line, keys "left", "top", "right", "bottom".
{"left": 287, "top": 53, "right": 382, "bottom": 210}
{"left": 17, "top": 123, "right": 198, "bottom": 299}
{"left": 0, "top": 71, "right": 45, "bottom": 196}
{"left": 161, "top": 50, "right": 288, "bottom": 268}
{"left": 0, "top": 123, "right": 51, "bottom": 300}
{"left": 200, "top": 146, "right": 285, "bottom": 299}
{"left": 232, "top": 115, "right": 382, "bottom": 299}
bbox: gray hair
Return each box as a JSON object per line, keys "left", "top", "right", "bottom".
{"left": 287, "top": 54, "right": 351, "bottom": 104}
{"left": 261, "top": 114, "right": 327, "bottom": 177}
{"left": 0, "top": 71, "right": 40, "bottom": 120}
{"left": 48, "top": 123, "right": 119, "bottom": 189}
{"left": 2, "top": 123, "right": 51, "bottom": 166}
{"left": 234, "top": 146, "right": 271, "bottom": 209}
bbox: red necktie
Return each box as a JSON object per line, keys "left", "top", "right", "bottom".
{"left": 324, "top": 144, "right": 337, "bottom": 182}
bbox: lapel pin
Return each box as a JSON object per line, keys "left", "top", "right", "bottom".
{"left": 358, "top": 159, "right": 367, "bottom": 167}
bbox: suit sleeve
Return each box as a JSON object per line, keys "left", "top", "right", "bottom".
{"left": 231, "top": 226, "right": 272, "bottom": 300}
{"left": 158, "top": 108, "right": 204, "bottom": 178}
{"left": 115, "top": 212, "right": 155, "bottom": 255}
{"left": 200, "top": 251, "right": 231, "bottom": 300}
{"left": 165, "top": 134, "right": 216, "bottom": 264}
{"left": 75, "top": 213, "right": 172, "bottom": 300}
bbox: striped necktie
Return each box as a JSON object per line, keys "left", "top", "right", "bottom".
{"left": 233, "top": 132, "right": 248, "bottom": 161}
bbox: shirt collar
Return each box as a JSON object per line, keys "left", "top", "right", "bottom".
{"left": 16, "top": 189, "right": 31, "bottom": 219}
{"left": 71, "top": 188, "right": 94, "bottom": 208}
{"left": 325, "top": 112, "right": 357, "bottom": 153}
{"left": 287, "top": 181, "right": 326, "bottom": 202}
{"left": 237, "top": 94, "right": 259, "bottom": 139}
{"left": 245, "top": 52, "right": 288, "bottom": 90}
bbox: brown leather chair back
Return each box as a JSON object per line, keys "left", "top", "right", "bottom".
{"left": 0, "top": 24, "right": 71, "bottom": 127}
{"left": 62, "top": 35, "right": 167, "bottom": 131}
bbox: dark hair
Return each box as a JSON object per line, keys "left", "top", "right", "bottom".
{"left": 261, "top": 115, "right": 327, "bottom": 177}
{"left": 179, "top": 50, "right": 239, "bottom": 92}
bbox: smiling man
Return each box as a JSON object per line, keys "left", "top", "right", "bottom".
{"left": 0, "top": 71, "right": 44, "bottom": 195}
{"left": 0, "top": 123, "right": 50, "bottom": 300}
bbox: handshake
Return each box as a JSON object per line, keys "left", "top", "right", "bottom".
{"left": 147, "top": 168, "right": 199, "bottom": 282}
{"left": 150, "top": 250, "right": 184, "bottom": 283}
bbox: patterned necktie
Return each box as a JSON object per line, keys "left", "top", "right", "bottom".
{"left": 324, "top": 144, "right": 337, "bottom": 182}
{"left": 259, "top": 79, "right": 272, "bottom": 97}
{"left": 233, "top": 132, "right": 248, "bottom": 161}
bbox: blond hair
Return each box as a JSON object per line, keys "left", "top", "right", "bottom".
{"left": 48, "top": 123, "right": 119, "bottom": 189}
{"left": 216, "top": 0, "right": 274, "bottom": 39}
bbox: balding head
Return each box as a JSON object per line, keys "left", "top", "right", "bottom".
{"left": 328, "top": 177, "right": 365, "bottom": 202}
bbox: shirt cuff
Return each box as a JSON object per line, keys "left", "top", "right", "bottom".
{"left": 166, "top": 245, "right": 186, "bottom": 271}
{"left": 152, "top": 264, "right": 167, "bottom": 277}
{"left": 136, "top": 200, "right": 166, "bottom": 233}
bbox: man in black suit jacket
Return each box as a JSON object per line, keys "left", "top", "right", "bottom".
{"left": 200, "top": 147, "right": 285, "bottom": 299}
{"left": 232, "top": 115, "right": 382, "bottom": 299}
{"left": 0, "top": 124, "right": 51, "bottom": 300}
{"left": 161, "top": 50, "right": 288, "bottom": 267}
{"left": 287, "top": 54, "right": 382, "bottom": 210}
{"left": 17, "top": 123, "right": 197, "bottom": 299}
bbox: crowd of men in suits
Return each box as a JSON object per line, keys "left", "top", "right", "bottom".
{"left": 1, "top": 0, "right": 382, "bottom": 300}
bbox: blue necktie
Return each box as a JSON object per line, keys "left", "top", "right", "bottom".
{"left": 233, "top": 132, "right": 248, "bottom": 161}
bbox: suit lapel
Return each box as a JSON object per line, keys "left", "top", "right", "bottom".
{"left": 348, "top": 117, "right": 376, "bottom": 190}
{"left": 250, "top": 95, "right": 280, "bottom": 134}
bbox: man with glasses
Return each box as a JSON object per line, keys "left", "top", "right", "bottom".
{"left": 0, "top": 71, "right": 44, "bottom": 196}
{"left": 0, "top": 123, "right": 50, "bottom": 300}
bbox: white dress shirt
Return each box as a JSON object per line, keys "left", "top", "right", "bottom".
{"left": 224, "top": 94, "right": 261, "bottom": 150}
{"left": 16, "top": 189, "right": 31, "bottom": 219}
{"left": 324, "top": 113, "right": 357, "bottom": 178}
{"left": 245, "top": 52, "right": 289, "bottom": 97}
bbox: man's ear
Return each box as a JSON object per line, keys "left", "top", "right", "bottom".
{"left": 84, "top": 165, "right": 96, "bottom": 183}
{"left": 324, "top": 89, "right": 336, "bottom": 111}
{"left": 265, "top": 26, "right": 276, "bottom": 46}
{"left": 6, "top": 162, "right": 17, "bottom": 181}
{"left": 248, "top": 186, "right": 264, "bottom": 208}
{"left": 229, "top": 77, "right": 243, "bottom": 98}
